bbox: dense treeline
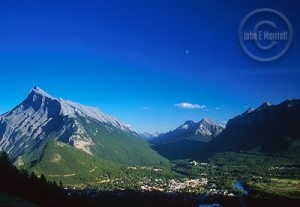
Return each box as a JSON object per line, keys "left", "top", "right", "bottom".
{"left": 0, "top": 151, "right": 89, "bottom": 207}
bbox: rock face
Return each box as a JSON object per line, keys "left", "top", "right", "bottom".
{"left": 0, "top": 87, "right": 165, "bottom": 166}
{"left": 151, "top": 118, "right": 224, "bottom": 144}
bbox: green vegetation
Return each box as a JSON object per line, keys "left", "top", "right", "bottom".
{"left": 24, "top": 141, "right": 300, "bottom": 200}
{"left": 4, "top": 142, "right": 300, "bottom": 206}
{"left": 1, "top": 150, "right": 201, "bottom": 207}
{"left": 26, "top": 141, "right": 176, "bottom": 190}
{"left": 249, "top": 178, "right": 300, "bottom": 198}
{"left": 77, "top": 116, "right": 170, "bottom": 166}
{"left": 28, "top": 141, "right": 123, "bottom": 186}
{"left": 207, "top": 152, "right": 300, "bottom": 198}
{"left": 172, "top": 159, "right": 208, "bottom": 177}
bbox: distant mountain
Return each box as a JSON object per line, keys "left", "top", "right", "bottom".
{"left": 0, "top": 87, "right": 167, "bottom": 167}
{"left": 213, "top": 99, "right": 300, "bottom": 153}
{"left": 140, "top": 132, "right": 161, "bottom": 140}
{"left": 150, "top": 119, "right": 223, "bottom": 160}
{"left": 151, "top": 118, "right": 224, "bottom": 144}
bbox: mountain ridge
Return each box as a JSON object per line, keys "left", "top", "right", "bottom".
{"left": 214, "top": 99, "right": 300, "bottom": 152}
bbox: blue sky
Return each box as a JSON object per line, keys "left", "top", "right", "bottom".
{"left": 0, "top": 0, "right": 299, "bottom": 133}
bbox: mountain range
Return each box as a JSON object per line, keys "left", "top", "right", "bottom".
{"left": 151, "top": 99, "right": 300, "bottom": 160}
{"left": 1, "top": 87, "right": 300, "bottom": 183}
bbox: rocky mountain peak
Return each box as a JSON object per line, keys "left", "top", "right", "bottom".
{"left": 0, "top": 87, "right": 135, "bottom": 160}
{"left": 183, "top": 120, "right": 195, "bottom": 125}
{"left": 151, "top": 118, "right": 224, "bottom": 144}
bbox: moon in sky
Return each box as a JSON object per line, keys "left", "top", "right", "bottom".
{"left": 186, "top": 50, "right": 189, "bottom": 54}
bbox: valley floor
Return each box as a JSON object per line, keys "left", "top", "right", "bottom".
{"left": 38, "top": 152, "right": 300, "bottom": 206}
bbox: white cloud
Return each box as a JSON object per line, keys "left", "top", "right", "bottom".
{"left": 140, "top": 106, "right": 150, "bottom": 110}
{"left": 174, "top": 102, "right": 206, "bottom": 109}
{"left": 126, "top": 124, "right": 132, "bottom": 128}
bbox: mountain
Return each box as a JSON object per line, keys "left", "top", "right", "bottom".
{"left": 0, "top": 87, "right": 167, "bottom": 166}
{"left": 150, "top": 119, "right": 223, "bottom": 160}
{"left": 151, "top": 118, "right": 224, "bottom": 144}
{"left": 213, "top": 99, "right": 300, "bottom": 154}
{"left": 140, "top": 132, "right": 161, "bottom": 140}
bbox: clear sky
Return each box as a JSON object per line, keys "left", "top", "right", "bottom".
{"left": 0, "top": 0, "right": 299, "bottom": 133}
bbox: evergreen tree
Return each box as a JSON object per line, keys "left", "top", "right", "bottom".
{"left": 59, "top": 180, "right": 64, "bottom": 189}
{"left": 0, "top": 151, "right": 10, "bottom": 166}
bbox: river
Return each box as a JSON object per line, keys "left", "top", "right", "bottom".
{"left": 233, "top": 180, "right": 248, "bottom": 195}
